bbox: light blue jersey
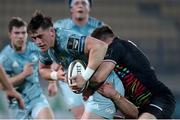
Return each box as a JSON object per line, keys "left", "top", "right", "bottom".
{"left": 40, "top": 27, "right": 87, "bottom": 69}
{"left": 54, "top": 17, "right": 103, "bottom": 36}
{"left": 41, "top": 17, "right": 103, "bottom": 68}
{"left": 0, "top": 42, "right": 50, "bottom": 119}
{"left": 39, "top": 19, "right": 125, "bottom": 118}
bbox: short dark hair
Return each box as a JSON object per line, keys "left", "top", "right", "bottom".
{"left": 27, "top": 10, "right": 53, "bottom": 34}
{"left": 91, "top": 26, "right": 114, "bottom": 40}
{"left": 8, "top": 17, "right": 27, "bottom": 32}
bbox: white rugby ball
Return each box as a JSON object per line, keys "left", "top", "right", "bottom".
{"left": 67, "top": 60, "right": 87, "bottom": 93}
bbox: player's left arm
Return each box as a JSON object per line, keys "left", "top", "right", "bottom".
{"left": 0, "top": 65, "right": 13, "bottom": 90}
{"left": 83, "top": 36, "right": 108, "bottom": 80}
{"left": 98, "top": 82, "right": 139, "bottom": 119}
{"left": 90, "top": 61, "right": 115, "bottom": 86}
{"left": 69, "top": 36, "right": 107, "bottom": 89}
{"left": 0, "top": 65, "right": 24, "bottom": 109}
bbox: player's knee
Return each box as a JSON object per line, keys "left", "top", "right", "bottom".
{"left": 70, "top": 105, "right": 84, "bottom": 119}
{"left": 138, "top": 112, "right": 157, "bottom": 119}
{"left": 36, "top": 107, "right": 54, "bottom": 119}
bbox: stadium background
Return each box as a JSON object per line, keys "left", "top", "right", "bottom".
{"left": 0, "top": 0, "right": 179, "bottom": 118}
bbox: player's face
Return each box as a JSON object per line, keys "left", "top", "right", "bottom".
{"left": 71, "top": 0, "right": 90, "bottom": 20}
{"left": 30, "top": 27, "right": 55, "bottom": 52}
{"left": 9, "top": 26, "right": 27, "bottom": 51}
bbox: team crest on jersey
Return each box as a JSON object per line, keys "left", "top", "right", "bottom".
{"left": 30, "top": 54, "right": 38, "bottom": 63}
{"left": 12, "top": 61, "right": 19, "bottom": 68}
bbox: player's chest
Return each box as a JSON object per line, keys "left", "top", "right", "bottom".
{"left": 10, "top": 52, "right": 39, "bottom": 73}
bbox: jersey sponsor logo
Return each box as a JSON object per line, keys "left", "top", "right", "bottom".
{"left": 105, "top": 108, "right": 114, "bottom": 114}
{"left": 67, "top": 37, "right": 80, "bottom": 51}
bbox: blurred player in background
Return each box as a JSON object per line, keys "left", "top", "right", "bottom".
{"left": 89, "top": 26, "right": 176, "bottom": 119}
{"left": 0, "top": 17, "right": 54, "bottom": 119}
{"left": 0, "top": 65, "right": 24, "bottom": 109}
{"left": 48, "top": 0, "right": 104, "bottom": 118}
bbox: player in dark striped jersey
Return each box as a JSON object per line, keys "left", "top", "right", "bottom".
{"left": 89, "top": 25, "right": 175, "bottom": 119}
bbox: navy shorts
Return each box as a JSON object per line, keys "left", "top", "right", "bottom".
{"left": 139, "top": 93, "right": 176, "bottom": 118}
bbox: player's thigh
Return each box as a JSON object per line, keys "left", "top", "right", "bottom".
{"left": 58, "top": 81, "right": 84, "bottom": 109}
{"left": 81, "top": 110, "right": 106, "bottom": 119}
{"left": 31, "top": 94, "right": 53, "bottom": 119}
{"left": 8, "top": 104, "right": 31, "bottom": 119}
{"left": 84, "top": 93, "right": 116, "bottom": 119}
{"left": 70, "top": 105, "right": 84, "bottom": 119}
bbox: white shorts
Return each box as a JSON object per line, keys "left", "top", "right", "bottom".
{"left": 9, "top": 94, "right": 50, "bottom": 119}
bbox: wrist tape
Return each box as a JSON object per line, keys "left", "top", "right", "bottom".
{"left": 50, "top": 71, "right": 58, "bottom": 81}
{"left": 82, "top": 67, "right": 95, "bottom": 81}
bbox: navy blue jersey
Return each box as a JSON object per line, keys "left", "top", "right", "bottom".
{"left": 104, "top": 37, "right": 173, "bottom": 107}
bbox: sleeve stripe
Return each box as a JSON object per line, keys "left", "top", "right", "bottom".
{"left": 102, "top": 59, "right": 117, "bottom": 65}
{"left": 79, "top": 36, "right": 86, "bottom": 54}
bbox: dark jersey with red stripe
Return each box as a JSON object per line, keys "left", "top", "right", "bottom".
{"left": 104, "top": 37, "right": 172, "bottom": 107}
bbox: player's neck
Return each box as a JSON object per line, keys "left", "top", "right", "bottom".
{"left": 105, "top": 37, "right": 113, "bottom": 45}
{"left": 11, "top": 43, "right": 26, "bottom": 53}
{"left": 73, "top": 16, "right": 89, "bottom": 26}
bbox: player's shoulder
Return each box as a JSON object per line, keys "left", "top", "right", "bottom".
{"left": 0, "top": 44, "right": 12, "bottom": 55}
{"left": 0, "top": 45, "right": 12, "bottom": 63}
{"left": 27, "top": 41, "right": 40, "bottom": 52}
{"left": 88, "top": 17, "right": 104, "bottom": 28}
{"left": 54, "top": 18, "right": 73, "bottom": 29}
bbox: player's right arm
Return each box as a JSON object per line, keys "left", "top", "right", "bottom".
{"left": 39, "top": 51, "right": 66, "bottom": 81}
{"left": 8, "top": 63, "right": 34, "bottom": 86}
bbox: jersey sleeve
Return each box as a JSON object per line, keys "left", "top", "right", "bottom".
{"left": 104, "top": 40, "right": 126, "bottom": 64}
{"left": 67, "top": 34, "right": 86, "bottom": 55}
{"left": 39, "top": 51, "right": 53, "bottom": 65}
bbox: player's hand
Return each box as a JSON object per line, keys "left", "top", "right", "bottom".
{"left": 6, "top": 89, "right": 24, "bottom": 109}
{"left": 22, "top": 63, "right": 34, "bottom": 77}
{"left": 51, "top": 63, "right": 62, "bottom": 71}
{"left": 48, "top": 81, "right": 58, "bottom": 96}
{"left": 57, "top": 68, "right": 66, "bottom": 81}
{"left": 70, "top": 74, "right": 86, "bottom": 88}
{"left": 98, "top": 82, "right": 117, "bottom": 99}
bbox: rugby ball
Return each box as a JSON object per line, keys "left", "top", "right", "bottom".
{"left": 67, "top": 60, "right": 89, "bottom": 94}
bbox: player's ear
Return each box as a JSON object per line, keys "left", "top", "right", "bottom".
{"left": 49, "top": 27, "right": 55, "bottom": 37}
{"left": 8, "top": 31, "right": 12, "bottom": 39}
{"left": 70, "top": 7, "right": 73, "bottom": 14}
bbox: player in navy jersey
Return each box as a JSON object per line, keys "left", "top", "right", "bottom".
{"left": 48, "top": 0, "right": 104, "bottom": 118}
{"left": 0, "top": 17, "right": 54, "bottom": 119}
{"left": 89, "top": 25, "right": 176, "bottom": 119}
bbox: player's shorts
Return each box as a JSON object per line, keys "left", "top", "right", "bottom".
{"left": 139, "top": 91, "right": 176, "bottom": 118}
{"left": 9, "top": 94, "right": 50, "bottom": 119}
{"left": 85, "top": 71, "right": 125, "bottom": 119}
{"left": 58, "top": 81, "right": 84, "bottom": 109}
{"left": 9, "top": 82, "right": 50, "bottom": 119}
